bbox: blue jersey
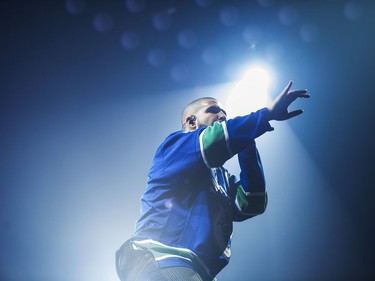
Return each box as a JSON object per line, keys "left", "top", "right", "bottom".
{"left": 132, "top": 108, "right": 272, "bottom": 280}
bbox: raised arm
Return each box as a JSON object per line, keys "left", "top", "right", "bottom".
{"left": 199, "top": 81, "right": 309, "bottom": 168}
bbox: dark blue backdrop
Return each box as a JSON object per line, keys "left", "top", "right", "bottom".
{"left": 1, "top": 1, "right": 374, "bottom": 280}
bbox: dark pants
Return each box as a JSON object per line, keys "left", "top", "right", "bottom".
{"left": 115, "top": 240, "right": 204, "bottom": 281}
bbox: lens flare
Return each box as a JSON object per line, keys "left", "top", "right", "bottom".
{"left": 226, "top": 66, "right": 272, "bottom": 117}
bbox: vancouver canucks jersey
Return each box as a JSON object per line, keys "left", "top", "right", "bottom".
{"left": 132, "top": 108, "right": 272, "bottom": 280}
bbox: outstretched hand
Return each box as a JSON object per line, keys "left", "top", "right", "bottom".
{"left": 267, "top": 81, "right": 310, "bottom": 121}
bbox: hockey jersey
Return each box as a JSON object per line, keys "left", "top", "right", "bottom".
{"left": 132, "top": 108, "right": 272, "bottom": 280}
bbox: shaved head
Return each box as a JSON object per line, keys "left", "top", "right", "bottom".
{"left": 181, "top": 97, "right": 217, "bottom": 130}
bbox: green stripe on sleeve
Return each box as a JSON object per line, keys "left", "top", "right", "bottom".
{"left": 235, "top": 184, "right": 268, "bottom": 215}
{"left": 200, "top": 122, "right": 231, "bottom": 167}
{"left": 236, "top": 184, "right": 249, "bottom": 211}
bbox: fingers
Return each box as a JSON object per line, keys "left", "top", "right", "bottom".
{"left": 272, "top": 81, "right": 309, "bottom": 121}
{"left": 286, "top": 109, "right": 303, "bottom": 119}
{"left": 282, "top": 80, "right": 293, "bottom": 95}
{"left": 288, "top": 89, "right": 310, "bottom": 98}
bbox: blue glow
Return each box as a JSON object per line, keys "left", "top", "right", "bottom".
{"left": 1, "top": 1, "right": 374, "bottom": 280}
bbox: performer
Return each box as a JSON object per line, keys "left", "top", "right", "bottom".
{"left": 116, "top": 81, "right": 310, "bottom": 281}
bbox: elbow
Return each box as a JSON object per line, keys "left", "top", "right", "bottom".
{"left": 249, "top": 192, "right": 268, "bottom": 215}
{"left": 258, "top": 192, "right": 268, "bottom": 214}
{"left": 257, "top": 200, "right": 267, "bottom": 215}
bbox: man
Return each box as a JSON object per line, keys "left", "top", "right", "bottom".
{"left": 116, "top": 81, "right": 309, "bottom": 281}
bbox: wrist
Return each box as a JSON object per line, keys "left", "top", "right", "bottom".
{"left": 264, "top": 107, "right": 273, "bottom": 121}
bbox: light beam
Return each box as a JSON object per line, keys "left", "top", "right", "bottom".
{"left": 226, "top": 66, "right": 272, "bottom": 117}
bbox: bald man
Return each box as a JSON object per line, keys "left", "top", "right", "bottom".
{"left": 116, "top": 81, "right": 309, "bottom": 281}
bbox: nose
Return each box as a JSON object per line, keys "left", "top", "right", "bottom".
{"left": 218, "top": 111, "right": 226, "bottom": 122}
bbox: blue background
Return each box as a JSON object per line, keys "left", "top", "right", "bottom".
{"left": 1, "top": 1, "right": 374, "bottom": 280}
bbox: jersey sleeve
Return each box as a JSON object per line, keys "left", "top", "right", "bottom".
{"left": 233, "top": 181, "right": 268, "bottom": 221}
{"left": 233, "top": 143, "right": 268, "bottom": 221}
{"left": 200, "top": 107, "right": 273, "bottom": 168}
{"left": 238, "top": 142, "right": 266, "bottom": 193}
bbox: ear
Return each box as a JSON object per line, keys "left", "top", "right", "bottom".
{"left": 186, "top": 116, "right": 197, "bottom": 131}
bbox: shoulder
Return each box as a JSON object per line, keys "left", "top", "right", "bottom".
{"left": 155, "top": 128, "right": 206, "bottom": 158}
{"left": 162, "top": 128, "right": 206, "bottom": 145}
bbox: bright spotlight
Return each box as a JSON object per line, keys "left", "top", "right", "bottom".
{"left": 226, "top": 66, "right": 272, "bottom": 117}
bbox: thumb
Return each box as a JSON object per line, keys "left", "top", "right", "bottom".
{"left": 286, "top": 109, "right": 303, "bottom": 119}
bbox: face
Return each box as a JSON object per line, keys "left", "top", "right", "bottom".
{"left": 194, "top": 99, "right": 227, "bottom": 128}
